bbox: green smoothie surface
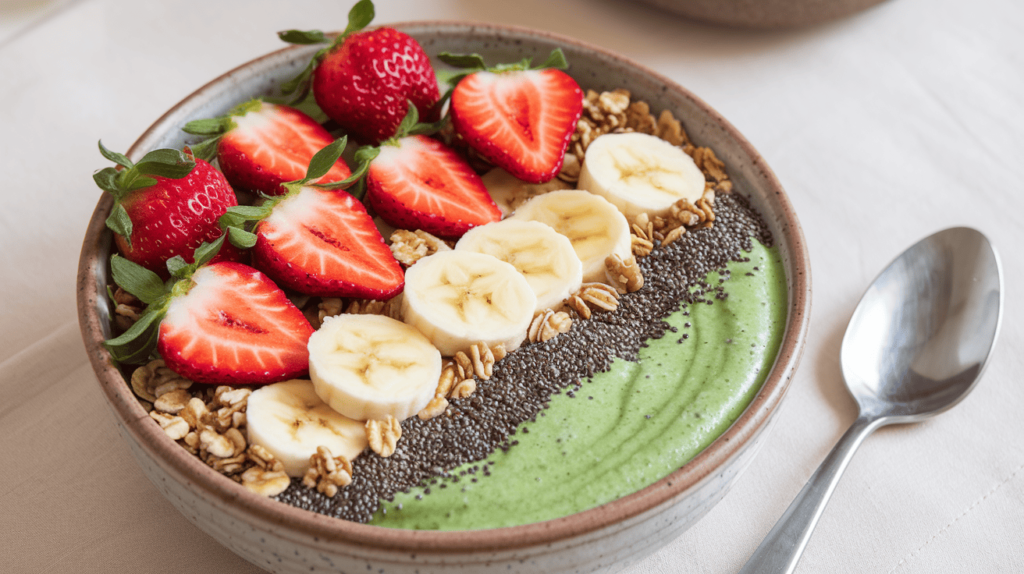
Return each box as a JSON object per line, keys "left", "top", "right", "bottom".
{"left": 369, "top": 240, "right": 787, "bottom": 530}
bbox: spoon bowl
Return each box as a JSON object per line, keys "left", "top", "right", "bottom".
{"left": 842, "top": 226, "right": 1003, "bottom": 422}
{"left": 739, "top": 226, "right": 1003, "bottom": 574}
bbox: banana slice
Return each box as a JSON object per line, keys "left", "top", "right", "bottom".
{"left": 510, "top": 189, "right": 631, "bottom": 283}
{"left": 481, "top": 167, "right": 572, "bottom": 216}
{"left": 246, "top": 379, "right": 367, "bottom": 477}
{"left": 402, "top": 250, "right": 536, "bottom": 356}
{"left": 309, "top": 314, "right": 441, "bottom": 422}
{"left": 578, "top": 132, "right": 705, "bottom": 219}
{"left": 456, "top": 219, "right": 583, "bottom": 312}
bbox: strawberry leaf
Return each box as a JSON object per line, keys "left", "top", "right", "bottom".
{"left": 126, "top": 176, "right": 158, "bottom": 191}
{"left": 219, "top": 203, "right": 273, "bottom": 251}
{"left": 281, "top": 49, "right": 332, "bottom": 105}
{"left": 111, "top": 255, "right": 168, "bottom": 305}
{"left": 182, "top": 117, "right": 231, "bottom": 136}
{"left": 134, "top": 149, "right": 196, "bottom": 179}
{"left": 188, "top": 136, "right": 221, "bottom": 162}
{"left": 98, "top": 140, "right": 133, "bottom": 169}
{"left": 193, "top": 235, "right": 226, "bottom": 267}
{"left": 302, "top": 136, "right": 349, "bottom": 183}
{"left": 437, "top": 48, "right": 569, "bottom": 77}
{"left": 536, "top": 48, "right": 569, "bottom": 70}
{"left": 394, "top": 101, "right": 419, "bottom": 139}
{"left": 226, "top": 204, "right": 275, "bottom": 218}
{"left": 437, "top": 52, "right": 487, "bottom": 70}
{"left": 226, "top": 226, "right": 258, "bottom": 249}
{"left": 93, "top": 167, "right": 120, "bottom": 195}
{"left": 105, "top": 204, "right": 133, "bottom": 246}
{"left": 165, "top": 236, "right": 226, "bottom": 280}
{"left": 104, "top": 306, "right": 164, "bottom": 364}
{"left": 407, "top": 115, "right": 449, "bottom": 137}
{"left": 166, "top": 256, "right": 190, "bottom": 279}
{"left": 278, "top": 29, "right": 330, "bottom": 45}
{"left": 313, "top": 145, "right": 379, "bottom": 193}
{"left": 344, "top": 0, "right": 375, "bottom": 35}
{"left": 348, "top": 178, "right": 367, "bottom": 200}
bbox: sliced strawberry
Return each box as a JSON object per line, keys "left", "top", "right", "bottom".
{"left": 366, "top": 135, "right": 502, "bottom": 238}
{"left": 94, "top": 144, "right": 243, "bottom": 278}
{"left": 157, "top": 262, "right": 314, "bottom": 385}
{"left": 450, "top": 68, "right": 583, "bottom": 184}
{"left": 252, "top": 186, "right": 404, "bottom": 299}
{"left": 210, "top": 102, "right": 351, "bottom": 196}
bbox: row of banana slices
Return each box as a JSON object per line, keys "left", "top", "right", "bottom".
{"left": 245, "top": 132, "right": 708, "bottom": 479}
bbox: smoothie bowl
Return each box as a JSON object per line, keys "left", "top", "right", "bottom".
{"left": 77, "top": 19, "right": 810, "bottom": 574}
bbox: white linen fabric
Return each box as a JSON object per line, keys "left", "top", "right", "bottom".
{"left": 0, "top": 0, "right": 1021, "bottom": 571}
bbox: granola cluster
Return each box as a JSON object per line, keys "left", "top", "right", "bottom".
{"left": 134, "top": 360, "right": 291, "bottom": 496}
{"left": 418, "top": 342, "right": 506, "bottom": 421}
{"left": 627, "top": 187, "right": 718, "bottom": 259}
{"left": 310, "top": 294, "right": 402, "bottom": 329}
{"left": 302, "top": 446, "right": 353, "bottom": 497}
{"left": 389, "top": 229, "right": 452, "bottom": 266}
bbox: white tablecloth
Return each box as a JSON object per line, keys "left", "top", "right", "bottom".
{"left": 2, "top": 0, "right": 1021, "bottom": 571}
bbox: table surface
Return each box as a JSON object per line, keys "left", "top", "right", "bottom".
{"left": 2, "top": 0, "right": 1022, "bottom": 571}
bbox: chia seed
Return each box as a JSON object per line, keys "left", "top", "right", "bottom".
{"left": 275, "top": 194, "right": 772, "bottom": 523}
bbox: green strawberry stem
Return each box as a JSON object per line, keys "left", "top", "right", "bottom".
{"left": 104, "top": 236, "right": 226, "bottom": 364}
{"left": 93, "top": 141, "right": 196, "bottom": 246}
{"left": 277, "top": 0, "right": 376, "bottom": 103}
{"left": 435, "top": 48, "right": 570, "bottom": 91}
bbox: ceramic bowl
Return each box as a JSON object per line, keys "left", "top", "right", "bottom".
{"left": 638, "top": 0, "right": 889, "bottom": 28}
{"left": 77, "top": 22, "right": 810, "bottom": 574}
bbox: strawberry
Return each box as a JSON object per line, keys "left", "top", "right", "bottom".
{"left": 219, "top": 137, "right": 404, "bottom": 299}
{"left": 366, "top": 134, "right": 501, "bottom": 238}
{"left": 442, "top": 50, "right": 584, "bottom": 184}
{"left": 158, "top": 262, "right": 314, "bottom": 384}
{"left": 182, "top": 100, "right": 351, "bottom": 196}
{"left": 279, "top": 0, "right": 440, "bottom": 144}
{"left": 104, "top": 239, "right": 314, "bottom": 385}
{"left": 93, "top": 142, "right": 243, "bottom": 278}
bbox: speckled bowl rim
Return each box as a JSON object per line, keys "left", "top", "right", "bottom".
{"left": 77, "top": 21, "right": 810, "bottom": 555}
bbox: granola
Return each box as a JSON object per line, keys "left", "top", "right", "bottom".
{"left": 302, "top": 446, "right": 353, "bottom": 498}
{"left": 389, "top": 229, "right": 451, "bottom": 266}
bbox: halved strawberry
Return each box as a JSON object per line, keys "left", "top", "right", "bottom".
{"left": 444, "top": 51, "right": 583, "bottom": 184}
{"left": 279, "top": 1, "right": 440, "bottom": 144}
{"left": 218, "top": 137, "right": 404, "bottom": 299}
{"left": 104, "top": 240, "right": 313, "bottom": 385}
{"left": 93, "top": 143, "right": 243, "bottom": 278}
{"left": 183, "top": 100, "right": 351, "bottom": 196}
{"left": 366, "top": 135, "right": 502, "bottom": 238}
{"left": 158, "top": 262, "right": 314, "bottom": 385}
{"left": 252, "top": 186, "right": 404, "bottom": 298}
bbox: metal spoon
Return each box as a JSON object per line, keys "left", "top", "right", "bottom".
{"left": 738, "top": 226, "right": 1003, "bottom": 574}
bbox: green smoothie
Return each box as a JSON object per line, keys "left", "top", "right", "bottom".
{"left": 370, "top": 241, "right": 787, "bottom": 530}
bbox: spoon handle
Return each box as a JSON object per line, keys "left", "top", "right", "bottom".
{"left": 737, "top": 414, "right": 885, "bottom": 574}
